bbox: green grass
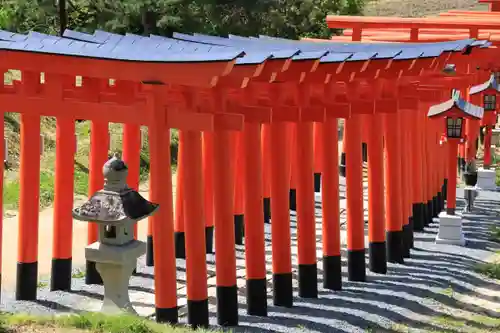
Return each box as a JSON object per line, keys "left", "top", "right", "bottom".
{"left": 475, "top": 261, "right": 500, "bottom": 280}
{"left": 71, "top": 269, "right": 86, "bottom": 279}
{"left": 489, "top": 225, "right": 500, "bottom": 242}
{"left": 389, "top": 314, "right": 500, "bottom": 332}
{"left": 2, "top": 112, "right": 179, "bottom": 212}
{"left": 0, "top": 312, "right": 218, "bottom": 333}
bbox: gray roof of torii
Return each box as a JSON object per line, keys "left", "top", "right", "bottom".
{"left": 469, "top": 73, "right": 500, "bottom": 95}
{"left": 427, "top": 89, "right": 484, "bottom": 119}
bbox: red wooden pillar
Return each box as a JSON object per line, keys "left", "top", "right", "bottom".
{"left": 202, "top": 132, "right": 215, "bottom": 253}
{"left": 17, "top": 72, "right": 42, "bottom": 300}
{"left": 365, "top": 111, "right": 386, "bottom": 274}
{"left": 47, "top": 73, "right": 76, "bottom": 292}
{"left": 85, "top": 119, "right": 109, "bottom": 285}
{"left": 432, "top": 120, "right": 441, "bottom": 215}
{"left": 383, "top": 111, "right": 404, "bottom": 264}
{"left": 213, "top": 127, "right": 238, "bottom": 326}
{"left": 181, "top": 129, "right": 209, "bottom": 327}
{"left": 234, "top": 132, "right": 245, "bottom": 245}
{"left": 446, "top": 140, "right": 460, "bottom": 215}
{"left": 51, "top": 117, "right": 76, "bottom": 291}
{"left": 345, "top": 113, "right": 366, "bottom": 281}
{"left": 242, "top": 122, "right": 267, "bottom": 315}
{"left": 174, "top": 143, "right": 186, "bottom": 258}
{"left": 0, "top": 111, "right": 4, "bottom": 302}
{"left": 270, "top": 120, "right": 293, "bottom": 307}
{"left": 122, "top": 124, "right": 141, "bottom": 229}
{"left": 411, "top": 106, "right": 425, "bottom": 231}
{"left": 147, "top": 87, "right": 178, "bottom": 324}
{"left": 321, "top": 116, "right": 342, "bottom": 290}
{"left": 313, "top": 122, "right": 323, "bottom": 192}
{"left": 289, "top": 124, "right": 298, "bottom": 211}
{"left": 399, "top": 110, "right": 411, "bottom": 258}
{"left": 405, "top": 109, "right": 415, "bottom": 249}
{"left": 422, "top": 110, "right": 432, "bottom": 226}
{"left": 484, "top": 126, "right": 493, "bottom": 168}
{"left": 122, "top": 123, "right": 141, "bottom": 273}
{"left": 261, "top": 124, "right": 271, "bottom": 223}
{"left": 295, "top": 120, "right": 318, "bottom": 297}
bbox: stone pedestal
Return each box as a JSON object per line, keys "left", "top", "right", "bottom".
{"left": 476, "top": 168, "right": 497, "bottom": 191}
{"left": 86, "top": 240, "right": 146, "bottom": 314}
{"left": 435, "top": 212, "right": 466, "bottom": 246}
{"left": 463, "top": 186, "right": 478, "bottom": 213}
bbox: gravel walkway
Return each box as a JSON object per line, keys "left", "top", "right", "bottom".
{"left": 1, "top": 185, "right": 499, "bottom": 332}
{"left": 363, "top": 0, "right": 488, "bottom": 17}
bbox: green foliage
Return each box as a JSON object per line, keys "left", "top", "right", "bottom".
{"left": 0, "top": 0, "right": 365, "bottom": 39}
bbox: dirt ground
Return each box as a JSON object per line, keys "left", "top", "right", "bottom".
{"left": 363, "top": 0, "right": 488, "bottom": 17}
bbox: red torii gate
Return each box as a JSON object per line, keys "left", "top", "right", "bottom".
{"left": 327, "top": 13, "right": 499, "bottom": 223}
{"left": 0, "top": 28, "right": 492, "bottom": 330}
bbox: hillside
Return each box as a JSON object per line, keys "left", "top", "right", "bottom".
{"left": 364, "top": 0, "right": 487, "bottom": 16}
{"left": 3, "top": 70, "right": 179, "bottom": 215}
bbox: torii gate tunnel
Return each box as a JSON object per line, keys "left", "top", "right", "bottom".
{"left": 0, "top": 14, "right": 497, "bottom": 328}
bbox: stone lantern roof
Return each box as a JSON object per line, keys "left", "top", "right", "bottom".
{"left": 72, "top": 153, "right": 159, "bottom": 224}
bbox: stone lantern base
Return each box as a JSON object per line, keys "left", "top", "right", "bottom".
{"left": 476, "top": 167, "right": 497, "bottom": 191}
{"left": 85, "top": 240, "right": 146, "bottom": 314}
{"left": 435, "top": 212, "right": 466, "bottom": 246}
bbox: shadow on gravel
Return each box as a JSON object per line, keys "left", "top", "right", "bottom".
{"left": 4, "top": 190, "right": 500, "bottom": 333}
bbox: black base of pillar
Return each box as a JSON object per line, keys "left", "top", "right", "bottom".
{"left": 216, "top": 285, "right": 238, "bottom": 326}
{"left": 314, "top": 173, "right": 321, "bottom": 192}
{"left": 408, "top": 217, "right": 414, "bottom": 249}
{"left": 339, "top": 152, "right": 346, "bottom": 177}
{"left": 386, "top": 231, "right": 404, "bottom": 264}
{"left": 362, "top": 142, "right": 368, "bottom": 163}
{"left": 174, "top": 231, "right": 186, "bottom": 259}
{"left": 50, "top": 258, "right": 72, "bottom": 291}
{"left": 402, "top": 224, "right": 411, "bottom": 258}
{"left": 234, "top": 215, "right": 244, "bottom": 245}
{"left": 423, "top": 203, "right": 429, "bottom": 227}
{"left": 412, "top": 203, "right": 425, "bottom": 231}
{"left": 85, "top": 260, "right": 102, "bottom": 285}
{"left": 263, "top": 197, "right": 271, "bottom": 224}
{"left": 432, "top": 196, "right": 439, "bottom": 217}
{"left": 205, "top": 225, "right": 214, "bottom": 254}
{"left": 187, "top": 299, "right": 209, "bottom": 328}
{"left": 289, "top": 189, "right": 297, "bottom": 211}
{"left": 176, "top": 228, "right": 213, "bottom": 258}
{"left": 272, "top": 273, "right": 293, "bottom": 307}
{"left": 322, "top": 255, "right": 342, "bottom": 290}
{"left": 459, "top": 157, "right": 466, "bottom": 173}
{"left": 146, "top": 235, "right": 154, "bottom": 266}
{"left": 298, "top": 263, "right": 318, "bottom": 298}
{"left": 155, "top": 307, "right": 178, "bottom": 324}
{"left": 16, "top": 262, "right": 38, "bottom": 300}
{"left": 369, "top": 242, "right": 387, "bottom": 274}
{"left": 246, "top": 278, "right": 268, "bottom": 316}
{"left": 347, "top": 249, "right": 366, "bottom": 282}
{"left": 339, "top": 165, "right": 346, "bottom": 177}
{"left": 443, "top": 179, "right": 448, "bottom": 200}
{"left": 436, "top": 192, "right": 443, "bottom": 213}
{"left": 427, "top": 200, "right": 434, "bottom": 223}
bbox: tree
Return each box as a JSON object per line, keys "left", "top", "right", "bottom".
{"left": 0, "top": 0, "right": 365, "bottom": 39}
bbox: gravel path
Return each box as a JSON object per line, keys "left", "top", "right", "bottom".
{"left": 1, "top": 185, "right": 499, "bottom": 332}
{"left": 363, "top": 0, "right": 488, "bottom": 17}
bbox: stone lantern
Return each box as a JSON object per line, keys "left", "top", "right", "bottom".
{"left": 428, "top": 89, "right": 483, "bottom": 246}
{"left": 469, "top": 73, "right": 499, "bottom": 190}
{"left": 72, "top": 153, "right": 159, "bottom": 314}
